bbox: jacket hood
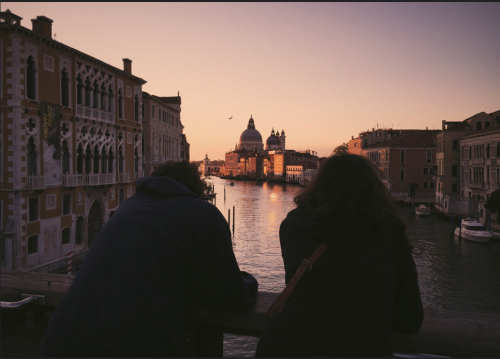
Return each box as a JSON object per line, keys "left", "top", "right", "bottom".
{"left": 282, "top": 207, "right": 374, "bottom": 244}
{"left": 135, "top": 176, "right": 200, "bottom": 200}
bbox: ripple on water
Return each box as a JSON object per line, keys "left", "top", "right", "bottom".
{"left": 210, "top": 178, "right": 500, "bottom": 356}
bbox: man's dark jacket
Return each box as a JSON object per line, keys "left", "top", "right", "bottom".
{"left": 256, "top": 208, "right": 423, "bottom": 357}
{"left": 41, "top": 177, "right": 257, "bottom": 357}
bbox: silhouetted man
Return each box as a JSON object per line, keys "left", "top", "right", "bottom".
{"left": 41, "top": 161, "right": 257, "bottom": 357}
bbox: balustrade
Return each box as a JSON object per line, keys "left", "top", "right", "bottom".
{"left": 118, "top": 173, "right": 130, "bottom": 183}
{"left": 26, "top": 176, "right": 45, "bottom": 190}
{"left": 468, "top": 182, "right": 485, "bottom": 190}
{"left": 61, "top": 175, "right": 79, "bottom": 187}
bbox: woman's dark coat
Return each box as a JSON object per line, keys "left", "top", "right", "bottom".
{"left": 256, "top": 208, "right": 423, "bottom": 357}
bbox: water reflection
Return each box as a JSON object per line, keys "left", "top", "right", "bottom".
{"left": 210, "top": 177, "right": 500, "bottom": 357}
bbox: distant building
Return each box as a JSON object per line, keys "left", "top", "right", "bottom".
{"left": 199, "top": 154, "right": 223, "bottom": 175}
{"left": 1, "top": 10, "right": 146, "bottom": 272}
{"left": 286, "top": 161, "right": 318, "bottom": 185}
{"left": 362, "top": 130, "right": 440, "bottom": 198}
{"left": 457, "top": 111, "right": 500, "bottom": 221}
{"left": 141, "top": 92, "right": 185, "bottom": 175}
{"left": 180, "top": 134, "right": 190, "bottom": 162}
{"left": 434, "top": 120, "right": 468, "bottom": 214}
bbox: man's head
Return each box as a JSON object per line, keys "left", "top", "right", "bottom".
{"left": 151, "top": 161, "right": 204, "bottom": 198}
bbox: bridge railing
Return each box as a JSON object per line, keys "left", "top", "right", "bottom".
{"left": 1, "top": 271, "right": 500, "bottom": 357}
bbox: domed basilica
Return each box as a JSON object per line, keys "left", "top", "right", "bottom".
{"left": 235, "top": 115, "right": 286, "bottom": 153}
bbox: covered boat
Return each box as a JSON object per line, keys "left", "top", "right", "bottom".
{"left": 454, "top": 219, "right": 491, "bottom": 243}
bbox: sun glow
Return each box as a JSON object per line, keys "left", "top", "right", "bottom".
{"left": 270, "top": 193, "right": 278, "bottom": 202}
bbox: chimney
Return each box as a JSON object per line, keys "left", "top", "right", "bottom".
{"left": 442, "top": 120, "right": 446, "bottom": 131}
{"left": 426, "top": 127, "right": 428, "bottom": 130}
{"left": 31, "top": 15, "right": 53, "bottom": 38}
{"left": 351, "top": 136, "right": 354, "bottom": 140}
{"left": 2, "top": 9, "right": 23, "bottom": 25}
{"left": 372, "top": 128, "right": 375, "bottom": 132}
{"left": 123, "top": 58, "right": 132, "bottom": 74}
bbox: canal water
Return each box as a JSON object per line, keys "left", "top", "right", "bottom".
{"left": 206, "top": 177, "right": 500, "bottom": 357}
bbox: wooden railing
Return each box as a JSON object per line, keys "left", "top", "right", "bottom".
{"left": 1, "top": 271, "right": 500, "bottom": 357}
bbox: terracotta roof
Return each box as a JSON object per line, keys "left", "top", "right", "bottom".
{"left": 447, "top": 121, "right": 468, "bottom": 131}
{"left": 365, "top": 130, "right": 440, "bottom": 149}
{"left": 458, "top": 125, "right": 500, "bottom": 140}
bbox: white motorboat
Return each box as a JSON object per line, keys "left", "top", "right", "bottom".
{"left": 454, "top": 219, "right": 491, "bottom": 243}
{"left": 415, "top": 204, "right": 431, "bottom": 216}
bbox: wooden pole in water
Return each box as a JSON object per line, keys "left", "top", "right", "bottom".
{"left": 233, "top": 206, "right": 235, "bottom": 233}
{"left": 224, "top": 186, "right": 226, "bottom": 202}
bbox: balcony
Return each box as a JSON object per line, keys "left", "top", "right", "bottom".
{"left": 485, "top": 183, "right": 499, "bottom": 192}
{"left": 26, "top": 176, "right": 45, "bottom": 190}
{"left": 63, "top": 173, "right": 116, "bottom": 186}
{"left": 468, "top": 182, "right": 484, "bottom": 190}
{"left": 62, "top": 175, "right": 80, "bottom": 187}
{"left": 99, "top": 173, "right": 115, "bottom": 185}
{"left": 118, "top": 173, "right": 130, "bottom": 183}
{"left": 76, "top": 105, "right": 114, "bottom": 123}
{"left": 472, "top": 158, "right": 484, "bottom": 166}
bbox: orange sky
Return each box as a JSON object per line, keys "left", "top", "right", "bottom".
{"left": 4, "top": 3, "right": 500, "bottom": 161}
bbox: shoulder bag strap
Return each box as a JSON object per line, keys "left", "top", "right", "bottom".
{"left": 266, "top": 243, "right": 330, "bottom": 320}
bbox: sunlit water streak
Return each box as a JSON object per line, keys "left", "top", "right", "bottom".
{"left": 208, "top": 177, "right": 500, "bottom": 357}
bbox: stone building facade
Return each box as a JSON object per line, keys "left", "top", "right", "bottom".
{"left": 141, "top": 92, "right": 185, "bottom": 175}
{"left": 362, "top": 130, "right": 439, "bottom": 198}
{"left": 1, "top": 10, "right": 146, "bottom": 271}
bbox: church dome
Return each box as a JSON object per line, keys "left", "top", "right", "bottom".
{"left": 239, "top": 116, "right": 263, "bottom": 143}
{"left": 240, "top": 129, "right": 262, "bottom": 143}
{"left": 266, "top": 134, "right": 280, "bottom": 146}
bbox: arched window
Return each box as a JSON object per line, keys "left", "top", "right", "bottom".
{"left": 462, "top": 146, "right": 464, "bottom": 159}
{"left": 27, "top": 56, "right": 36, "bottom": 100}
{"left": 118, "top": 88, "right": 123, "bottom": 119}
{"left": 101, "top": 147, "right": 108, "bottom": 174}
{"left": 93, "top": 147, "right": 100, "bottom": 174}
{"left": 76, "top": 144, "right": 83, "bottom": 174}
{"left": 77, "top": 75, "right": 83, "bottom": 105}
{"left": 85, "top": 146, "right": 92, "bottom": 174}
{"left": 93, "top": 81, "right": 99, "bottom": 109}
{"left": 469, "top": 168, "right": 472, "bottom": 181}
{"left": 497, "top": 142, "right": 500, "bottom": 158}
{"left": 108, "top": 149, "right": 114, "bottom": 173}
{"left": 469, "top": 146, "right": 472, "bottom": 159}
{"left": 100, "top": 84, "right": 106, "bottom": 110}
{"left": 28, "top": 235, "right": 38, "bottom": 254}
{"left": 61, "top": 68, "right": 69, "bottom": 106}
{"left": 118, "top": 146, "right": 124, "bottom": 173}
{"left": 487, "top": 144, "right": 490, "bottom": 158}
{"left": 108, "top": 86, "right": 113, "bottom": 111}
{"left": 27, "top": 137, "right": 37, "bottom": 175}
{"left": 134, "top": 95, "right": 139, "bottom": 122}
{"left": 400, "top": 150, "right": 405, "bottom": 163}
{"left": 62, "top": 227, "right": 71, "bottom": 245}
{"left": 61, "top": 140, "right": 70, "bottom": 175}
{"left": 85, "top": 78, "right": 91, "bottom": 106}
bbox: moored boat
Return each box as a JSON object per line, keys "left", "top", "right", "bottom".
{"left": 415, "top": 204, "right": 431, "bottom": 216}
{"left": 454, "top": 219, "right": 491, "bottom": 243}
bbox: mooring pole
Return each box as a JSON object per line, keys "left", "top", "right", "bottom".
{"left": 232, "top": 206, "right": 235, "bottom": 233}
{"left": 224, "top": 186, "right": 226, "bottom": 202}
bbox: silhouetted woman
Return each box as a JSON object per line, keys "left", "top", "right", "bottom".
{"left": 256, "top": 154, "right": 423, "bottom": 357}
